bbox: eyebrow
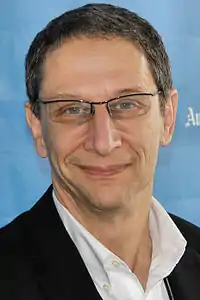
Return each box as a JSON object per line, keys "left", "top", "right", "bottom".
{"left": 116, "top": 88, "right": 145, "bottom": 95}
{"left": 40, "top": 87, "right": 146, "bottom": 101}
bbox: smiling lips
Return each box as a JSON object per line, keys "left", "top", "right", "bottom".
{"left": 77, "top": 163, "right": 131, "bottom": 177}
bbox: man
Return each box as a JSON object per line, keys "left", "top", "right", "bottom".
{"left": 0, "top": 3, "right": 200, "bottom": 300}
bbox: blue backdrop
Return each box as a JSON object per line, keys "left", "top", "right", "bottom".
{"left": 1, "top": 0, "right": 200, "bottom": 228}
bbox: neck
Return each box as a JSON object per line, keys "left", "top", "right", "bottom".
{"left": 53, "top": 180, "right": 153, "bottom": 289}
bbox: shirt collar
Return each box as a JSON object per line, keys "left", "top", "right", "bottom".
{"left": 53, "top": 191, "right": 186, "bottom": 291}
{"left": 147, "top": 197, "right": 187, "bottom": 290}
{"left": 53, "top": 190, "right": 111, "bottom": 285}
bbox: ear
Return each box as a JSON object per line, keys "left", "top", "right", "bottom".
{"left": 25, "top": 101, "right": 48, "bottom": 158}
{"left": 160, "top": 88, "right": 178, "bottom": 146}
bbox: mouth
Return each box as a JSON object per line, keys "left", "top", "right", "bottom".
{"left": 76, "top": 163, "right": 131, "bottom": 178}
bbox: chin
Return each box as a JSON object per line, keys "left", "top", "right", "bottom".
{"left": 89, "top": 197, "right": 123, "bottom": 212}
{"left": 84, "top": 185, "right": 127, "bottom": 211}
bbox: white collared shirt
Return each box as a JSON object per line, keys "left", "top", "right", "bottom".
{"left": 53, "top": 192, "right": 186, "bottom": 300}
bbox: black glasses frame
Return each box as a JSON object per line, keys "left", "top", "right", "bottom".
{"left": 36, "top": 91, "right": 161, "bottom": 116}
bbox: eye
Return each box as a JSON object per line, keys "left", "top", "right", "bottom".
{"left": 110, "top": 98, "right": 139, "bottom": 111}
{"left": 64, "top": 105, "right": 84, "bottom": 115}
{"left": 55, "top": 103, "right": 90, "bottom": 116}
{"left": 117, "top": 100, "right": 137, "bottom": 110}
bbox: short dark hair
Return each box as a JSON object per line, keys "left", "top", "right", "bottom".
{"left": 25, "top": 3, "right": 172, "bottom": 116}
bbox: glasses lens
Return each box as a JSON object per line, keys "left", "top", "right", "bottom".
{"left": 108, "top": 94, "right": 151, "bottom": 119}
{"left": 48, "top": 101, "right": 91, "bottom": 123}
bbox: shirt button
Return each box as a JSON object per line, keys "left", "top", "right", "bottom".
{"left": 103, "top": 283, "right": 110, "bottom": 292}
{"left": 112, "top": 260, "right": 121, "bottom": 267}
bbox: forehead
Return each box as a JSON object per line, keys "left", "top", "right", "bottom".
{"left": 41, "top": 37, "right": 155, "bottom": 99}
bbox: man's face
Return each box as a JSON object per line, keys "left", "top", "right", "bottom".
{"left": 27, "top": 37, "right": 177, "bottom": 212}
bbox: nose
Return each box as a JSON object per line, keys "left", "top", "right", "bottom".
{"left": 84, "top": 106, "right": 121, "bottom": 156}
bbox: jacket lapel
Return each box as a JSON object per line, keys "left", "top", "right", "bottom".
{"left": 167, "top": 245, "right": 200, "bottom": 300}
{"left": 22, "top": 186, "right": 102, "bottom": 300}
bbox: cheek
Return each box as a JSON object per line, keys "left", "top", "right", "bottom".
{"left": 42, "top": 123, "right": 88, "bottom": 159}
{"left": 118, "top": 117, "right": 161, "bottom": 148}
{"left": 116, "top": 118, "right": 162, "bottom": 171}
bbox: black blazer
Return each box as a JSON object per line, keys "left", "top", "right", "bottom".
{"left": 0, "top": 185, "right": 200, "bottom": 300}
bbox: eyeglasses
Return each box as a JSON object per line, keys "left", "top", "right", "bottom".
{"left": 36, "top": 91, "right": 161, "bottom": 125}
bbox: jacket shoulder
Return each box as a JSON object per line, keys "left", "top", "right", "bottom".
{"left": 0, "top": 210, "right": 31, "bottom": 259}
{"left": 0, "top": 185, "right": 53, "bottom": 250}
